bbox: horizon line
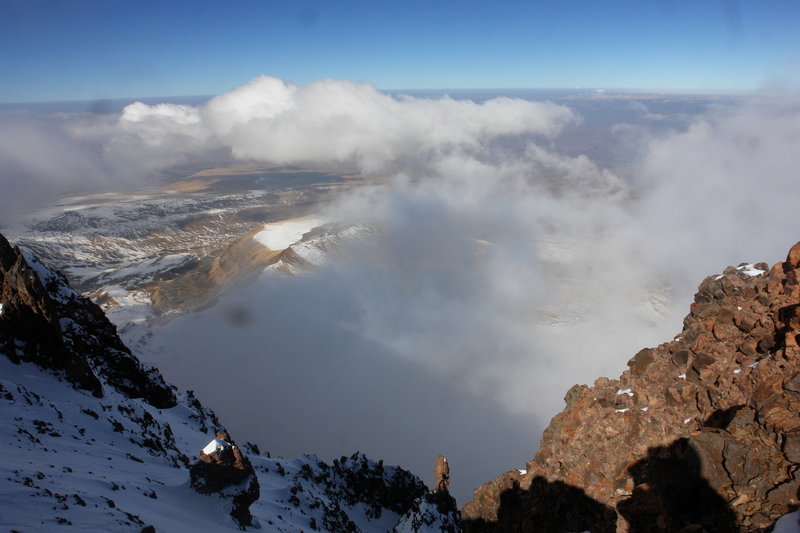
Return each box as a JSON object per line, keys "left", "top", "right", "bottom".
{"left": 0, "top": 86, "right": 751, "bottom": 107}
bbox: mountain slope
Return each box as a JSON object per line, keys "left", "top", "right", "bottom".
{"left": 0, "top": 233, "right": 176, "bottom": 407}
{"left": 463, "top": 246, "right": 800, "bottom": 532}
{"left": 0, "top": 233, "right": 459, "bottom": 532}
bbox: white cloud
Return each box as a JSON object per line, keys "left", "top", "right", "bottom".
{"left": 202, "top": 75, "right": 299, "bottom": 136}
{"left": 117, "top": 75, "right": 580, "bottom": 175}
{"left": 633, "top": 89, "right": 800, "bottom": 287}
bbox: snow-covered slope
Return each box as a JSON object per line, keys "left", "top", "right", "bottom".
{"left": 0, "top": 355, "right": 232, "bottom": 531}
{"left": 0, "top": 233, "right": 459, "bottom": 532}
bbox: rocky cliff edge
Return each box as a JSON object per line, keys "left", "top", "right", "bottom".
{"left": 463, "top": 243, "right": 800, "bottom": 532}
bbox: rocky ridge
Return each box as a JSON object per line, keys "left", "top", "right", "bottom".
{"left": 0, "top": 232, "right": 176, "bottom": 408}
{"left": 463, "top": 244, "right": 800, "bottom": 532}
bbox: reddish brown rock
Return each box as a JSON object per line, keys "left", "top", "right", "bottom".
{"left": 434, "top": 455, "right": 451, "bottom": 493}
{"left": 787, "top": 242, "right": 800, "bottom": 269}
{"left": 463, "top": 245, "right": 800, "bottom": 532}
{"left": 190, "top": 431, "right": 260, "bottom": 527}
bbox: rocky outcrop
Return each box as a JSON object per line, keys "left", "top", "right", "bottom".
{"left": 190, "top": 432, "right": 260, "bottom": 527}
{"left": 0, "top": 233, "right": 176, "bottom": 408}
{"left": 463, "top": 244, "right": 800, "bottom": 532}
{"left": 434, "top": 455, "right": 451, "bottom": 493}
{"left": 0, "top": 233, "right": 100, "bottom": 395}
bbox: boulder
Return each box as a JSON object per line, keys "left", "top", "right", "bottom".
{"left": 189, "top": 432, "right": 260, "bottom": 527}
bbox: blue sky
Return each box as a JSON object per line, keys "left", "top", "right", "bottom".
{"left": 1, "top": 0, "right": 799, "bottom": 102}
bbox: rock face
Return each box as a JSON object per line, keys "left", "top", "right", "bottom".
{"left": 0, "top": 233, "right": 176, "bottom": 408}
{"left": 190, "top": 432, "right": 260, "bottom": 527}
{"left": 434, "top": 455, "right": 451, "bottom": 493}
{"left": 463, "top": 245, "right": 800, "bottom": 532}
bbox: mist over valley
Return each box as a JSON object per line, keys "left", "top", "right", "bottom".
{"left": 4, "top": 80, "right": 800, "bottom": 507}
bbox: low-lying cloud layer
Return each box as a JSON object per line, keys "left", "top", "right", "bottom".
{"left": 4, "top": 76, "right": 800, "bottom": 501}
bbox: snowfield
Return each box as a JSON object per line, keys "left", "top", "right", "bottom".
{"left": 254, "top": 216, "right": 327, "bottom": 250}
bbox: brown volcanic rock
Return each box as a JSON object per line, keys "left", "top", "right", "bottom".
{"left": 463, "top": 247, "right": 800, "bottom": 532}
{"left": 0, "top": 233, "right": 176, "bottom": 408}
{"left": 190, "top": 432, "right": 260, "bottom": 527}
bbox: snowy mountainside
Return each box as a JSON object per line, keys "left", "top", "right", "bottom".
{"left": 6, "top": 182, "right": 371, "bottom": 347}
{"left": 0, "top": 233, "right": 459, "bottom": 532}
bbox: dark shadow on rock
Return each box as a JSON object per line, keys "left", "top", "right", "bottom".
{"left": 701, "top": 406, "right": 743, "bottom": 430}
{"left": 462, "top": 476, "right": 616, "bottom": 533}
{"left": 617, "top": 438, "right": 739, "bottom": 532}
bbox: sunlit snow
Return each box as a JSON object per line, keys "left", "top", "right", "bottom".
{"left": 737, "top": 263, "right": 767, "bottom": 277}
{"left": 202, "top": 438, "right": 230, "bottom": 455}
{"left": 254, "top": 216, "right": 326, "bottom": 250}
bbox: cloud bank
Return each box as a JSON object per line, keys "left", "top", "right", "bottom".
{"left": 4, "top": 76, "right": 800, "bottom": 501}
{"left": 0, "top": 75, "right": 578, "bottom": 219}
{"left": 121, "top": 75, "right": 580, "bottom": 175}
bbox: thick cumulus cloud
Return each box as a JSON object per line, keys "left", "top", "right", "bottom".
{"left": 312, "top": 153, "right": 654, "bottom": 410}
{"left": 119, "top": 75, "right": 580, "bottom": 175}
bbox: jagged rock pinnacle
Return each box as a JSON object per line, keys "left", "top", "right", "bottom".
{"left": 434, "top": 455, "right": 450, "bottom": 493}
